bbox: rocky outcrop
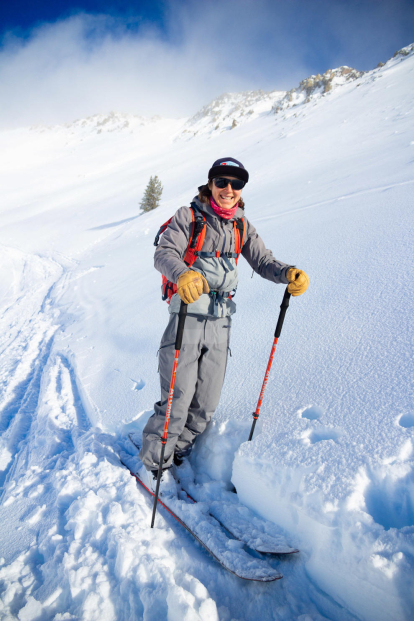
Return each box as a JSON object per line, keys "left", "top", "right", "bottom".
{"left": 177, "top": 89, "right": 286, "bottom": 140}
{"left": 273, "top": 66, "right": 364, "bottom": 115}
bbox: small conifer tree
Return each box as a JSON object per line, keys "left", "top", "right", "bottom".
{"left": 140, "top": 175, "right": 163, "bottom": 212}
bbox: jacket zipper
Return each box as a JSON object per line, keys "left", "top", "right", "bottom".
{"left": 220, "top": 220, "right": 227, "bottom": 254}
{"left": 217, "top": 220, "right": 230, "bottom": 290}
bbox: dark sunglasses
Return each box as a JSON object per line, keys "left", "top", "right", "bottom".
{"left": 213, "top": 177, "right": 245, "bottom": 191}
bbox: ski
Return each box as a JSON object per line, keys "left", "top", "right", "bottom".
{"left": 121, "top": 456, "right": 282, "bottom": 582}
{"left": 128, "top": 432, "right": 298, "bottom": 556}
{"left": 182, "top": 485, "right": 299, "bottom": 555}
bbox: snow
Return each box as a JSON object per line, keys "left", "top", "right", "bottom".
{"left": 0, "top": 43, "right": 413, "bottom": 620}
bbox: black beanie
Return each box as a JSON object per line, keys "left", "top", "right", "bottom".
{"left": 208, "top": 157, "right": 249, "bottom": 183}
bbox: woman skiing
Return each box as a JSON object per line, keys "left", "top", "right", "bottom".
{"left": 139, "top": 157, "right": 309, "bottom": 493}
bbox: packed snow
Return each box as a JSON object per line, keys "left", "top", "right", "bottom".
{"left": 0, "top": 43, "right": 413, "bottom": 620}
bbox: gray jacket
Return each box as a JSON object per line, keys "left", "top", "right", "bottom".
{"left": 155, "top": 197, "right": 292, "bottom": 317}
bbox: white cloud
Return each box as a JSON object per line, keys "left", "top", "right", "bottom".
{"left": 0, "top": 11, "right": 259, "bottom": 128}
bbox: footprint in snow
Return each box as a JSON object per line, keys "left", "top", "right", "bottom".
{"left": 398, "top": 413, "right": 414, "bottom": 428}
{"left": 131, "top": 379, "right": 145, "bottom": 391}
{"left": 299, "top": 405, "right": 322, "bottom": 421}
{"left": 301, "top": 425, "right": 341, "bottom": 445}
{"left": 308, "top": 428, "right": 341, "bottom": 444}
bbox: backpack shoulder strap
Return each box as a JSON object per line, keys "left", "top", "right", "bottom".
{"left": 184, "top": 203, "right": 207, "bottom": 266}
{"left": 233, "top": 217, "right": 245, "bottom": 264}
{"left": 154, "top": 216, "right": 174, "bottom": 247}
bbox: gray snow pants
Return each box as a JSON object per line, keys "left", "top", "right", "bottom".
{"left": 139, "top": 313, "right": 231, "bottom": 471}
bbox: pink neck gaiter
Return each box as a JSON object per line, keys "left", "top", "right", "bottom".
{"left": 210, "top": 197, "right": 239, "bottom": 220}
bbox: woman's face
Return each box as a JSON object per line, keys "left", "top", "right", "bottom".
{"left": 209, "top": 176, "right": 242, "bottom": 209}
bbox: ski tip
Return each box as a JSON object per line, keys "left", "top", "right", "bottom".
{"left": 254, "top": 575, "right": 283, "bottom": 582}
{"left": 262, "top": 572, "right": 283, "bottom": 582}
{"left": 230, "top": 569, "right": 283, "bottom": 582}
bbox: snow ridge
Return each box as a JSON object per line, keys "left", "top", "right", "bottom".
{"left": 30, "top": 111, "right": 166, "bottom": 136}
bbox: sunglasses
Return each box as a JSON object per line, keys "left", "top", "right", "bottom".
{"left": 213, "top": 177, "right": 245, "bottom": 191}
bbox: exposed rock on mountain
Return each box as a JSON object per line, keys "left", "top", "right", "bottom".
{"left": 273, "top": 66, "right": 364, "bottom": 115}
{"left": 177, "top": 90, "right": 285, "bottom": 140}
{"left": 273, "top": 43, "right": 413, "bottom": 117}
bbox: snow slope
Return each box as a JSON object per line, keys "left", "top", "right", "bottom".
{"left": 0, "top": 43, "right": 413, "bottom": 620}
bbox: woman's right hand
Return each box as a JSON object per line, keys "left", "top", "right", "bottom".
{"left": 177, "top": 270, "right": 210, "bottom": 304}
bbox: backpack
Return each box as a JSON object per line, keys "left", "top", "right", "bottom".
{"left": 154, "top": 202, "right": 245, "bottom": 303}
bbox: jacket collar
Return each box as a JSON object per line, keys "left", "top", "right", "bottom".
{"left": 191, "top": 196, "right": 245, "bottom": 222}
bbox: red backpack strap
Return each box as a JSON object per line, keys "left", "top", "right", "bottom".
{"left": 233, "top": 217, "right": 245, "bottom": 264}
{"left": 154, "top": 217, "right": 173, "bottom": 247}
{"left": 156, "top": 206, "right": 207, "bottom": 304}
{"left": 183, "top": 205, "right": 206, "bottom": 267}
{"left": 161, "top": 275, "right": 177, "bottom": 302}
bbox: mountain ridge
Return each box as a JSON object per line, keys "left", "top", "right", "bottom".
{"left": 24, "top": 41, "right": 414, "bottom": 140}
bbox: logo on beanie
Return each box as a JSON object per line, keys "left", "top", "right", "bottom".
{"left": 220, "top": 161, "right": 239, "bottom": 167}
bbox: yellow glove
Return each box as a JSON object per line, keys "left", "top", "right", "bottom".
{"left": 286, "top": 268, "right": 309, "bottom": 296}
{"left": 177, "top": 270, "right": 210, "bottom": 304}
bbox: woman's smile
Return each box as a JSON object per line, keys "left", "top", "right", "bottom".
{"left": 211, "top": 176, "right": 242, "bottom": 209}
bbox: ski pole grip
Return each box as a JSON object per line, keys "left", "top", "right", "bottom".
{"left": 274, "top": 288, "right": 291, "bottom": 338}
{"left": 175, "top": 301, "right": 188, "bottom": 350}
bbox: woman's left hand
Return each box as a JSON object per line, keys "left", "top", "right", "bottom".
{"left": 286, "top": 268, "right": 309, "bottom": 296}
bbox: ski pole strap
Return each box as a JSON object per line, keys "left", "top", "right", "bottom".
{"left": 274, "top": 288, "right": 291, "bottom": 338}
{"left": 175, "top": 301, "right": 187, "bottom": 350}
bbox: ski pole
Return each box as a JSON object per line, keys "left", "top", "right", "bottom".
{"left": 151, "top": 300, "right": 187, "bottom": 528}
{"left": 248, "top": 287, "right": 291, "bottom": 442}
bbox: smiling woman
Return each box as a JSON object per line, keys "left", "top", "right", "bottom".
{"left": 138, "top": 156, "right": 309, "bottom": 493}
{"left": 211, "top": 177, "right": 243, "bottom": 209}
{"left": 197, "top": 158, "right": 247, "bottom": 218}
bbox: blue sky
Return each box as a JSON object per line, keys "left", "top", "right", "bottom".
{"left": 0, "top": 0, "right": 413, "bottom": 127}
{"left": 0, "top": 1, "right": 166, "bottom": 35}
